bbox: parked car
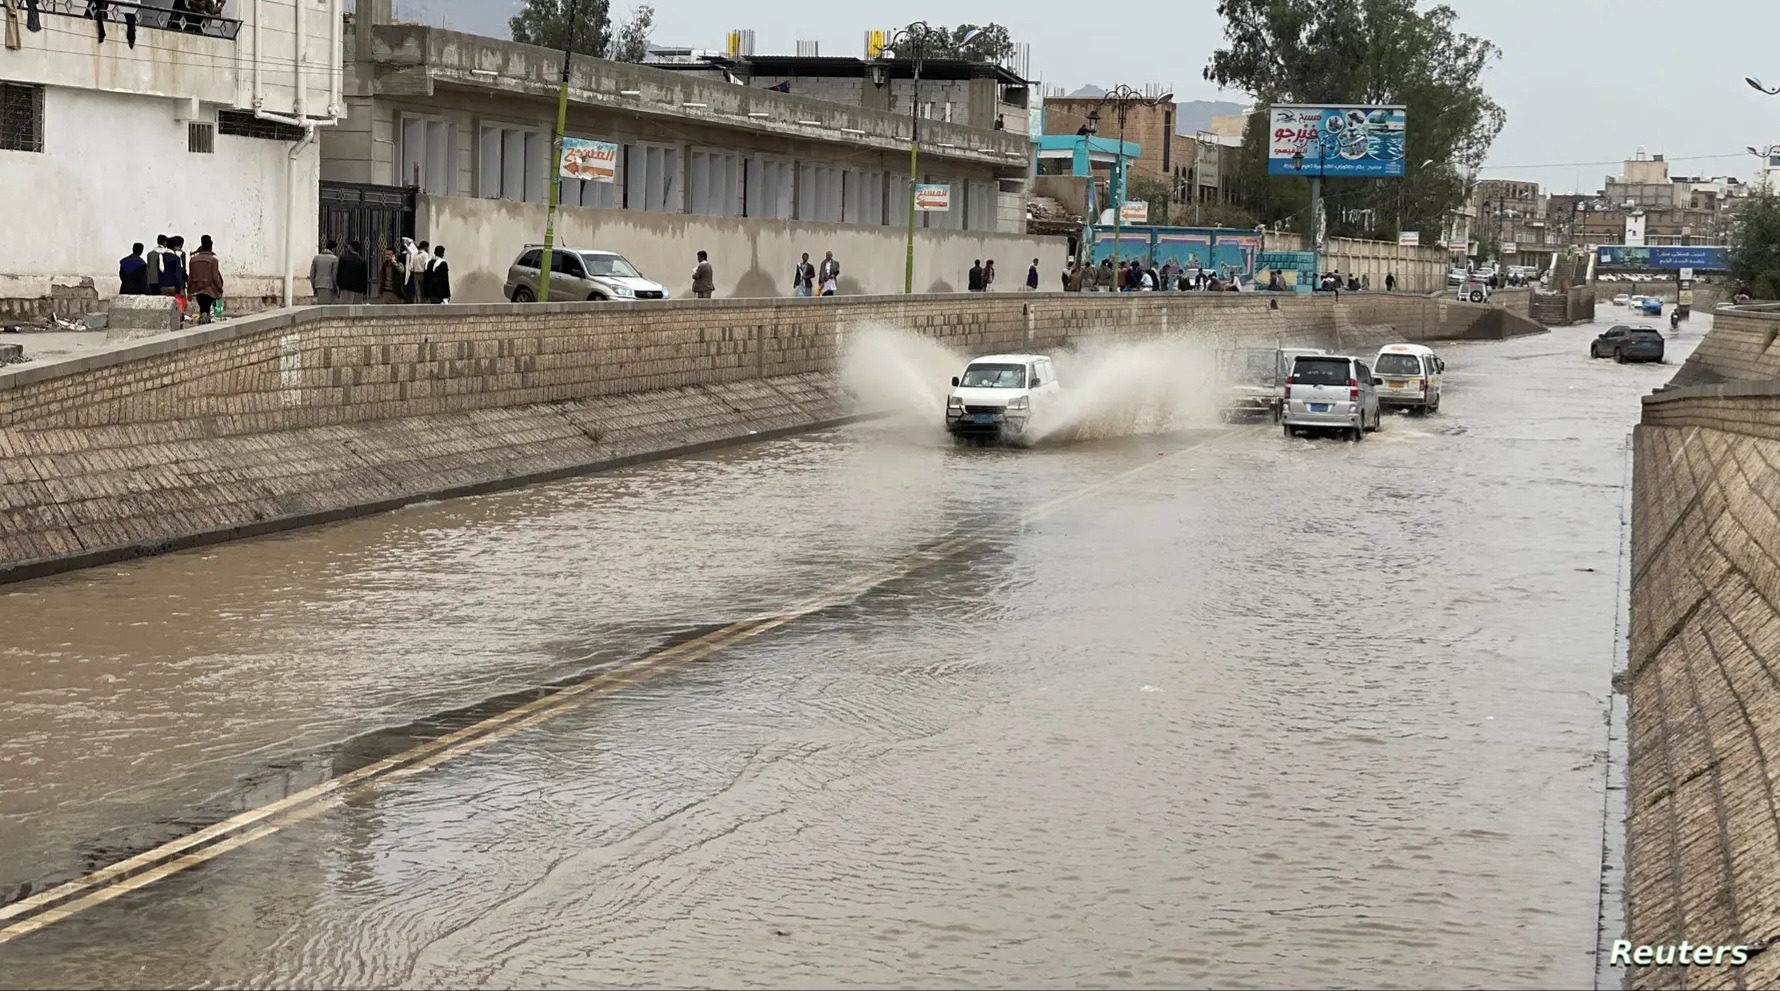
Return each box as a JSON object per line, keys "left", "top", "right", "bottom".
{"left": 945, "top": 353, "right": 1061, "bottom": 444}
{"left": 505, "top": 246, "right": 669, "bottom": 302}
{"left": 1372, "top": 343, "right": 1444, "bottom": 413}
{"left": 1456, "top": 279, "right": 1491, "bottom": 303}
{"left": 1448, "top": 268, "right": 1469, "bottom": 287}
{"left": 1590, "top": 326, "right": 1666, "bottom": 363}
{"left": 1282, "top": 354, "right": 1382, "bottom": 441}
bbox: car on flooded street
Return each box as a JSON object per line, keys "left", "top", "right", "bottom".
{"left": 1612, "top": 293, "right": 1630, "bottom": 307}
{"left": 1589, "top": 325, "right": 1665, "bottom": 363}
{"left": 1281, "top": 353, "right": 1382, "bottom": 441}
{"left": 1215, "top": 346, "right": 1329, "bottom": 422}
{"left": 1372, "top": 343, "right": 1444, "bottom": 413}
{"left": 945, "top": 354, "right": 1061, "bottom": 444}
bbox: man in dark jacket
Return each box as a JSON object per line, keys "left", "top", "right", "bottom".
{"left": 967, "top": 260, "right": 984, "bottom": 292}
{"left": 1026, "top": 258, "right": 1040, "bottom": 291}
{"left": 119, "top": 243, "right": 150, "bottom": 295}
{"left": 159, "top": 236, "right": 187, "bottom": 298}
{"left": 335, "top": 241, "right": 371, "bottom": 304}
{"left": 424, "top": 244, "right": 451, "bottom": 303}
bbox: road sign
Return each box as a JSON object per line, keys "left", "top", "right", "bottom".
{"left": 1679, "top": 267, "right": 1694, "bottom": 280}
{"left": 1119, "top": 201, "right": 1149, "bottom": 224}
{"left": 1398, "top": 230, "right": 1419, "bottom": 247}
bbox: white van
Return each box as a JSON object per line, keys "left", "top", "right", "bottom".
{"left": 1282, "top": 354, "right": 1382, "bottom": 440}
{"left": 1372, "top": 343, "right": 1443, "bottom": 413}
{"left": 945, "top": 353, "right": 1062, "bottom": 443}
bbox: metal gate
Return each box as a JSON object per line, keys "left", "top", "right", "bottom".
{"left": 318, "top": 181, "right": 416, "bottom": 296}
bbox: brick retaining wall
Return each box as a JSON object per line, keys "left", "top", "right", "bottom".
{"left": 0, "top": 291, "right": 1540, "bottom": 582}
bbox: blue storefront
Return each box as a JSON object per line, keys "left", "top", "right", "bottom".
{"left": 1083, "top": 225, "right": 1269, "bottom": 284}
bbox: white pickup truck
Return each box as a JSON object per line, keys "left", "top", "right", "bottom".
{"left": 1215, "top": 346, "right": 1329, "bottom": 422}
{"left": 945, "top": 353, "right": 1061, "bottom": 444}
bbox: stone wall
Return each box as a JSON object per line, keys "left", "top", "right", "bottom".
{"left": 1625, "top": 305, "right": 1780, "bottom": 989}
{"left": 0, "top": 292, "right": 1542, "bottom": 582}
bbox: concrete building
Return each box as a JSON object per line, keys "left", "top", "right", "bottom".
{"left": 325, "top": 5, "right": 1046, "bottom": 302}
{"left": 0, "top": 0, "right": 343, "bottom": 314}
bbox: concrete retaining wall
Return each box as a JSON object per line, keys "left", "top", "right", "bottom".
{"left": 0, "top": 292, "right": 1541, "bottom": 583}
{"left": 1624, "top": 305, "right": 1780, "bottom": 989}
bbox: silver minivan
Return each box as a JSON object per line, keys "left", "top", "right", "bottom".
{"left": 1282, "top": 354, "right": 1382, "bottom": 440}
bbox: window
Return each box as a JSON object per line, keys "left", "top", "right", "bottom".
{"left": 626, "top": 143, "right": 681, "bottom": 213}
{"left": 745, "top": 156, "right": 794, "bottom": 218}
{"left": 550, "top": 250, "right": 584, "bottom": 276}
{"left": 400, "top": 116, "right": 456, "bottom": 194}
{"left": 1163, "top": 111, "right": 1173, "bottom": 170}
{"left": 188, "top": 121, "right": 215, "bottom": 154}
{"left": 217, "top": 109, "right": 307, "bottom": 141}
{"left": 1, "top": 82, "right": 44, "bottom": 153}
{"left": 797, "top": 164, "right": 843, "bottom": 222}
{"left": 517, "top": 249, "right": 542, "bottom": 269}
{"left": 965, "top": 181, "right": 995, "bottom": 231}
{"left": 689, "top": 149, "right": 741, "bottom": 217}
{"left": 845, "top": 171, "right": 885, "bottom": 225}
{"left": 1291, "top": 358, "right": 1353, "bottom": 386}
{"left": 1375, "top": 353, "right": 1422, "bottom": 375}
{"left": 887, "top": 173, "right": 910, "bottom": 227}
{"left": 927, "top": 180, "right": 962, "bottom": 230}
{"left": 959, "top": 364, "right": 1027, "bottom": 388}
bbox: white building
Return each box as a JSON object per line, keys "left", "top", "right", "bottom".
{"left": 0, "top": 0, "right": 343, "bottom": 311}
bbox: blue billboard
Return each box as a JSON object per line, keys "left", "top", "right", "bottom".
{"left": 1267, "top": 104, "right": 1407, "bottom": 178}
{"left": 1595, "top": 245, "right": 1730, "bottom": 271}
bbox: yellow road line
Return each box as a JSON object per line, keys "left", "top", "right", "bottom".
{"left": 0, "top": 428, "right": 1240, "bottom": 944}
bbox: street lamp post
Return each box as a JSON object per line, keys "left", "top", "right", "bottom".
{"left": 1749, "top": 144, "right": 1779, "bottom": 189}
{"left": 1093, "top": 84, "right": 1159, "bottom": 287}
{"left": 1748, "top": 76, "right": 1780, "bottom": 95}
{"left": 877, "top": 23, "right": 979, "bottom": 294}
{"left": 537, "top": 0, "right": 581, "bottom": 304}
{"left": 1290, "top": 150, "right": 1325, "bottom": 281}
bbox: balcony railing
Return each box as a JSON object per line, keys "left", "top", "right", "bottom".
{"left": 38, "top": 0, "right": 242, "bottom": 42}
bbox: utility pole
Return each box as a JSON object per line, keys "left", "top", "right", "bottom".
{"left": 876, "top": 24, "right": 978, "bottom": 294}
{"left": 537, "top": 0, "right": 581, "bottom": 303}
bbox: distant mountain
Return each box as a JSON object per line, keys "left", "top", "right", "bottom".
{"left": 1066, "top": 84, "right": 1106, "bottom": 98}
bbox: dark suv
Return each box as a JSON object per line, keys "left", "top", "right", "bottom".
{"left": 1590, "top": 325, "right": 1665, "bottom": 364}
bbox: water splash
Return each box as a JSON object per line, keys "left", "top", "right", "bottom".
{"left": 839, "top": 325, "right": 1223, "bottom": 444}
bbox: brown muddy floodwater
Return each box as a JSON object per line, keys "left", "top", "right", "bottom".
{"left": 0, "top": 316, "right": 1694, "bottom": 989}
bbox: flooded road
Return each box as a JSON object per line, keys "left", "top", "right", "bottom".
{"left": 1, "top": 311, "right": 1695, "bottom": 988}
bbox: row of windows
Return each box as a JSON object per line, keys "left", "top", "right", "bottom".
{"left": 2, "top": 82, "right": 318, "bottom": 155}
{"left": 398, "top": 115, "right": 1004, "bottom": 230}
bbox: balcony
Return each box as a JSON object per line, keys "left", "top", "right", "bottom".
{"left": 37, "top": 0, "right": 242, "bottom": 42}
{"left": 369, "top": 25, "right": 1032, "bottom": 170}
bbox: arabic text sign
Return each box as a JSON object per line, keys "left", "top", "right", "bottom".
{"left": 1595, "top": 245, "right": 1730, "bottom": 271}
{"left": 914, "top": 183, "right": 951, "bottom": 212}
{"left": 1267, "top": 104, "right": 1407, "bottom": 178}
{"left": 561, "top": 138, "right": 618, "bottom": 182}
{"left": 1398, "top": 230, "right": 1419, "bottom": 247}
{"left": 1119, "top": 201, "right": 1148, "bottom": 224}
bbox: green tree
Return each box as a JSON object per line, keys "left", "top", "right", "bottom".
{"left": 1730, "top": 183, "right": 1780, "bottom": 298}
{"left": 1125, "top": 176, "right": 1172, "bottom": 224}
{"left": 609, "top": 4, "right": 654, "bottom": 62}
{"left": 929, "top": 23, "right": 1017, "bottom": 64}
{"left": 1203, "top": 0, "right": 1505, "bottom": 241}
{"left": 510, "top": 0, "right": 613, "bottom": 59}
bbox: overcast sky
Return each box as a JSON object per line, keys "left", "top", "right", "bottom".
{"left": 396, "top": 0, "right": 1777, "bottom": 194}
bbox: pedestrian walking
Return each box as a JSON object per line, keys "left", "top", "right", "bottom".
{"left": 335, "top": 240, "right": 370, "bottom": 304}
{"left": 119, "top": 243, "right": 149, "bottom": 295}
{"left": 792, "top": 252, "right": 815, "bottom": 297}
{"left": 983, "top": 259, "right": 996, "bottom": 291}
{"left": 1385, "top": 271, "right": 1396, "bottom": 291}
{"left": 818, "top": 251, "right": 841, "bottom": 288}
{"left": 692, "top": 250, "right": 715, "bottom": 298}
{"left": 145, "top": 234, "right": 169, "bottom": 294}
{"left": 1026, "top": 258, "right": 1039, "bottom": 291}
{"left": 406, "top": 239, "right": 430, "bottom": 302}
{"left": 968, "top": 259, "right": 984, "bottom": 292}
{"left": 186, "top": 235, "right": 224, "bottom": 324}
{"left": 309, "top": 240, "right": 338, "bottom": 304}
{"left": 379, "top": 247, "right": 406, "bottom": 304}
{"left": 159, "top": 235, "right": 187, "bottom": 299}
{"left": 424, "top": 244, "right": 451, "bottom": 303}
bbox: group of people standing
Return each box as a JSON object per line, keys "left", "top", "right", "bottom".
{"left": 118, "top": 234, "right": 225, "bottom": 324}
{"left": 309, "top": 239, "right": 450, "bottom": 305}
{"left": 791, "top": 252, "right": 842, "bottom": 296}
{"left": 1056, "top": 257, "right": 1242, "bottom": 293}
